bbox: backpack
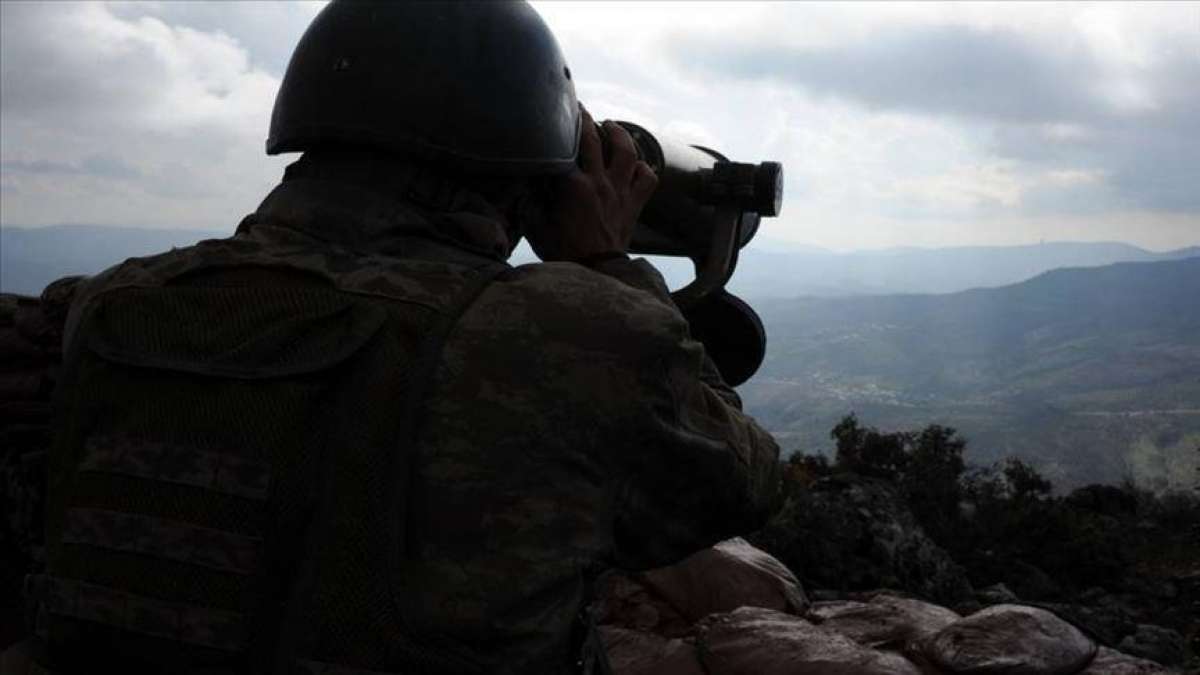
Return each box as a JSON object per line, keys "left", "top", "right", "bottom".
{"left": 28, "top": 242, "right": 507, "bottom": 674}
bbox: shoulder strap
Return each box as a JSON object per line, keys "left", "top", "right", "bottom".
{"left": 275, "top": 261, "right": 509, "bottom": 675}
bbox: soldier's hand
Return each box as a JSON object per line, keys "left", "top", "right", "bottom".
{"left": 528, "top": 108, "right": 658, "bottom": 263}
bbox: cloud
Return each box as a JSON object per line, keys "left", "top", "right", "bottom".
{"left": 1, "top": 155, "right": 140, "bottom": 180}
{"left": 0, "top": 1, "right": 314, "bottom": 229}
{"left": 1, "top": 1, "right": 1196, "bottom": 251}
{"left": 663, "top": 4, "right": 1200, "bottom": 218}
{"left": 0, "top": 2, "right": 283, "bottom": 139}
{"left": 106, "top": 1, "right": 326, "bottom": 76}
{"left": 679, "top": 26, "right": 1095, "bottom": 123}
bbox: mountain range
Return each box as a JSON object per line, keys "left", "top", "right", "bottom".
{"left": 1, "top": 225, "right": 231, "bottom": 295}
{"left": 744, "top": 256, "right": 1200, "bottom": 489}
{"left": 723, "top": 240, "right": 1200, "bottom": 298}
{"left": 4, "top": 224, "right": 1197, "bottom": 298}
{"left": 3, "top": 224, "right": 1198, "bottom": 489}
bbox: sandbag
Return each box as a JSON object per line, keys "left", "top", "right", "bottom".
{"left": 696, "top": 606, "right": 922, "bottom": 675}
{"left": 1078, "top": 646, "right": 1175, "bottom": 675}
{"left": 0, "top": 638, "right": 41, "bottom": 675}
{"left": 638, "top": 538, "right": 808, "bottom": 623}
{"left": 808, "top": 592, "right": 960, "bottom": 649}
{"left": 600, "top": 626, "right": 705, "bottom": 675}
{"left": 920, "top": 604, "right": 1097, "bottom": 675}
{"left": 594, "top": 569, "right": 692, "bottom": 638}
{"left": 1117, "top": 624, "right": 1185, "bottom": 668}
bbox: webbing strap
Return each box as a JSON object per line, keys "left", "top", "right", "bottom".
{"left": 293, "top": 660, "right": 402, "bottom": 675}
{"left": 77, "top": 433, "right": 271, "bottom": 501}
{"left": 399, "top": 262, "right": 510, "bottom": 557}
{"left": 26, "top": 574, "right": 247, "bottom": 652}
{"left": 61, "top": 507, "right": 261, "bottom": 576}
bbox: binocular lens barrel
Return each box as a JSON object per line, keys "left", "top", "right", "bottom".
{"left": 604, "top": 121, "right": 782, "bottom": 258}
{"left": 616, "top": 122, "right": 782, "bottom": 218}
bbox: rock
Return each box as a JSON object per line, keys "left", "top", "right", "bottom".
{"left": 1117, "top": 624, "right": 1185, "bottom": 667}
{"left": 807, "top": 593, "right": 960, "bottom": 650}
{"left": 1005, "top": 559, "right": 1062, "bottom": 601}
{"left": 0, "top": 639, "right": 36, "bottom": 675}
{"left": 920, "top": 604, "right": 1097, "bottom": 675}
{"left": 809, "top": 588, "right": 846, "bottom": 602}
{"left": 1118, "top": 578, "right": 1179, "bottom": 603}
{"left": 696, "top": 606, "right": 922, "bottom": 675}
{"left": 637, "top": 538, "right": 808, "bottom": 623}
{"left": 976, "top": 582, "right": 1019, "bottom": 605}
{"left": 594, "top": 570, "right": 692, "bottom": 638}
{"left": 1079, "top": 646, "right": 1176, "bottom": 674}
{"left": 1066, "top": 485, "right": 1139, "bottom": 518}
{"left": 1035, "top": 600, "right": 1136, "bottom": 648}
{"left": 751, "top": 475, "right": 975, "bottom": 607}
{"left": 599, "top": 626, "right": 704, "bottom": 675}
{"left": 1, "top": 288, "right": 77, "bottom": 651}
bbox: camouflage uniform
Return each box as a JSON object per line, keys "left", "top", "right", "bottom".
{"left": 34, "top": 173, "right": 781, "bottom": 674}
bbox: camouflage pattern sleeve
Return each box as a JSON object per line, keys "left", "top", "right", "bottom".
{"left": 587, "top": 256, "right": 744, "bottom": 409}
{"left": 587, "top": 257, "right": 783, "bottom": 570}
{"left": 411, "top": 257, "right": 781, "bottom": 667}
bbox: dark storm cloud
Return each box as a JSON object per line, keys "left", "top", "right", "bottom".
{"left": 671, "top": 23, "right": 1200, "bottom": 214}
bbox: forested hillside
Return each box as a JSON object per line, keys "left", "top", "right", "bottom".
{"left": 746, "top": 257, "right": 1200, "bottom": 488}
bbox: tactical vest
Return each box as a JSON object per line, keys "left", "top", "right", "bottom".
{"left": 27, "top": 233, "right": 509, "bottom": 674}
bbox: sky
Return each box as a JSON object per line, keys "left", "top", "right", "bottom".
{"left": 1, "top": 1, "right": 1198, "bottom": 252}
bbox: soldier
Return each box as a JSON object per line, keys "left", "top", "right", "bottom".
{"left": 18, "top": 2, "right": 780, "bottom": 673}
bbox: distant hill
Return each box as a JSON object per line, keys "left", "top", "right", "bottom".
{"left": 4, "top": 224, "right": 1198, "bottom": 488}
{"left": 521, "top": 239, "right": 1200, "bottom": 298}
{"left": 1, "top": 225, "right": 229, "bottom": 295}
{"left": 8, "top": 224, "right": 1196, "bottom": 298}
{"left": 723, "top": 241, "right": 1200, "bottom": 298}
{"left": 743, "top": 256, "right": 1200, "bottom": 489}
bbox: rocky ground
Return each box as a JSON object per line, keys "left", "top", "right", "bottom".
{"left": 0, "top": 285, "right": 75, "bottom": 648}
{"left": 748, "top": 474, "right": 1196, "bottom": 671}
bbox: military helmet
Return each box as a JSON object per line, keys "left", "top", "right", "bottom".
{"left": 267, "top": 0, "right": 581, "bottom": 176}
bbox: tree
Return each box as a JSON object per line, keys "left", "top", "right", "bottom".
{"left": 1003, "top": 458, "right": 1051, "bottom": 503}
{"left": 832, "top": 414, "right": 911, "bottom": 479}
{"left": 783, "top": 452, "right": 832, "bottom": 493}
{"left": 831, "top": 414, "right": 866, "bottom": 471}
{"left": 901, "top": 424, "right": 966, "bottom": 542}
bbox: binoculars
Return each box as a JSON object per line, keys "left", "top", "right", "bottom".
{"left": 601, "top": 121, "right": 784, "bottom": 386}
